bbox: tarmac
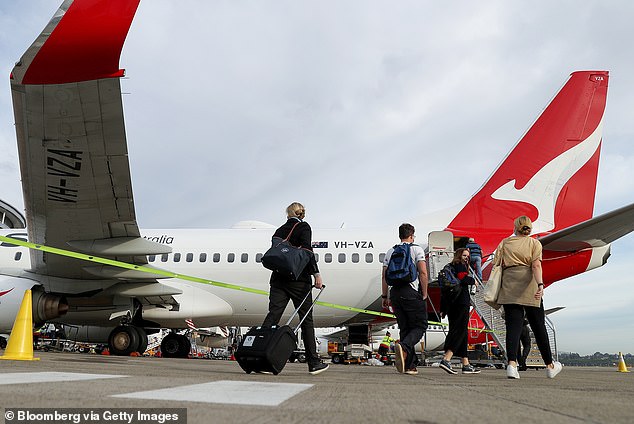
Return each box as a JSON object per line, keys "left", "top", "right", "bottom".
{"left": 0, "top": 351, "right": 632, "bottom": 424}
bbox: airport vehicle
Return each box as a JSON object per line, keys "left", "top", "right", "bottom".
{"left": 1, "top": 0, "right": 634, "bottom": 358}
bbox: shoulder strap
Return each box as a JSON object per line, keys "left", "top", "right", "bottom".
{"left": 283, "top": 221, "right": 301, "bottom": 242}
{"left": 494, "top": 238, "right": 506, "bottom": 267}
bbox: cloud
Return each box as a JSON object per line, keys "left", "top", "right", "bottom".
{"left": 1, "top": 0, "right": 634, "bottom": 354}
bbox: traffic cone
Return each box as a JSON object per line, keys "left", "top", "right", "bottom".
{"left": 617, "top": 352, "right": 630, "bottom": 373}
{"left": 0, "top": 290, "right": 40, "bottom": 361}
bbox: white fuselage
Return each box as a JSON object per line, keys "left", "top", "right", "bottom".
{"left": 0, "top": 225, "right": 438, "bottom": 330}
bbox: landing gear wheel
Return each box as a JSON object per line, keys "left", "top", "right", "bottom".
{"left": 331, "top": 354, "right": 343, "bottom": 364}
{"left": 161, "top": 333, "right": 191, "bottom": 358}
{"left": 108, "top": 326, "right": 140, "bottom": 356}
{"left": 296, "top": 352, "right": 307, "bottom": 363}
{"left": 0, "top": 336, "right": 7, "bottom": 349}
{"left": 131, "top": 327, "right": 148, "bottom": 355}
{"left": 177, "top": 334, "right": 191, "bottom": 358}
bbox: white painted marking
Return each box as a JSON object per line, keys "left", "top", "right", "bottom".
{"left": 114, "top": 380, "right": 313, "bottom": 406}
{"left": 0, "top": 371, "right": 125, "bottom": 385}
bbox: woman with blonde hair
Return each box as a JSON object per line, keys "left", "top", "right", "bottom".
{"left": 494, "top": 215, "right": 562, "bottom": 379}
{"left": 261, "top": 202, "right": 329, "bottom": 375}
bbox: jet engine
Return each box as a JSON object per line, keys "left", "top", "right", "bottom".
{"left": 0, "top": 276, "right": 68, "bottom": 332}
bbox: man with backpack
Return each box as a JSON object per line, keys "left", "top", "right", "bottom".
{"left": 381, "top": 223, "right": 428, "bottom": 375}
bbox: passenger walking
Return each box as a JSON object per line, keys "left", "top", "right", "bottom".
{"left": 438, "top": 248, "right": 480, "bottom": 375}
{"left": 465, "top": 237, "right": 483, "bottom": 281}
{"left": 262, "top": 202, "right": 329, "bottom": 375}
{"left": 494, "top": 215, "right": 563, "bottom": 379}
{"left": 381, "top": 223, "right": 428, "bottom": 375}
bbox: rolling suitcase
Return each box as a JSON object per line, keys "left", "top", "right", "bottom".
{"left": 235, "top": 286, "right": 324, "bottom": 375}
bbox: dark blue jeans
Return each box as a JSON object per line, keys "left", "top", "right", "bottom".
{"left": 390, "top": 285, "right": 428, "bottom": 370}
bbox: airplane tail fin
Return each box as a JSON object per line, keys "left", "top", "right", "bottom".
{"left": 447, "top": 71, "right": 609, "bottom": 238}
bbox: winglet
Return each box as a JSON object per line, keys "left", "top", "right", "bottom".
{"left": 11, "top": 0, "right": 140, "bottom": 85}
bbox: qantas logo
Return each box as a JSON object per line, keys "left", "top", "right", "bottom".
{"left": 0, "top": 288, "right": 14, "bottom": 301}
{"left": 491, "top": 118, "right": 603, "bottom": 234}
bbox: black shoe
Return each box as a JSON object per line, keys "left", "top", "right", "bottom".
{"left": 439, "top": 359, "right": 457, "bottom": 375}
{"left": 309, "top": 362, "right": 329, "bottom": 375}
{"left": 462, "top": 364, "right": 481, "bottom": 374}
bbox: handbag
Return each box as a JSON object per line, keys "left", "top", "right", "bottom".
{"left": 261, "top": 222, "right": 312, "bottom": 280}
{"left": 483, "top": 265, "right": 502, "bottom": 310}
{"left": 483, "top": 239, "right": 504, "bottom": 310}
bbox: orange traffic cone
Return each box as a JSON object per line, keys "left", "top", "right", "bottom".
{"left": 617, "top": 352, "right": 630, "bottom": 373}
{"left": 0, "top": 290, "right": 39, "bottom": 361}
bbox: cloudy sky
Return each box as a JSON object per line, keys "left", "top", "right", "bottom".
{"left": 1, "top": 1, "right": 633, "bottom": 355}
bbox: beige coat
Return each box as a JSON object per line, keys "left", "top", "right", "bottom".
{"left": 494, "top": 236, "right": 542, "bottom": 308}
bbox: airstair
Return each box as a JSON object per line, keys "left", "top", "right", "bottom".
{"left": 469, "top": 262, "right": 508, "bottom": 355}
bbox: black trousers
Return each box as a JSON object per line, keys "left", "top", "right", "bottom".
{"left": 517, "top": 325, "right": 531, "bottom": 367}
{"left": 390, "top": 285, "right": 428, "bottom": 370}
{"left": 444, "top": 302, "right": 469, "bottom": 358}
{"left": 262, "top": 281, "right": 319, "bottom": 366}
{"left": 504, "top": 302, "right": 553, "bottom": 365}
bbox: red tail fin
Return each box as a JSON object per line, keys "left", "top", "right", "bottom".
{"left": 447, "top": 71, "right": 609, "bottom": 238}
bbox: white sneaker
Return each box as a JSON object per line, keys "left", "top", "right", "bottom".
{"left": 547, "top": 361, "right": 563, "bottom": 379}
{"left": 506, "top": 364, "right": 520, "bottom": 379}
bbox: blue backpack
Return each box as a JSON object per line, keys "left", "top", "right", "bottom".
{"left": 385, "top": 243, "right": 418, "bottom": 286}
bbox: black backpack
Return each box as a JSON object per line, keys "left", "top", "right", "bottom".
{"left": 438, "top": 263, "right": 462, "bottom": 299}
{"left": 385, "top": 243, "right": 418, "bottom": 286}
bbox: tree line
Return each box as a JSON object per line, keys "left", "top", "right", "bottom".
{"left": 558, "top": 351, "right": 632, "bottom": 367}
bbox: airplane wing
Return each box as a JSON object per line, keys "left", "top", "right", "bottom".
{"left": 544, "top": 307, "right": 565, "bottom": 315}
{"left": 10, "top": 0, "right": 170, "bottom": 280}
{"left": 538, "top": 202, "right": 634, "bottom": 252}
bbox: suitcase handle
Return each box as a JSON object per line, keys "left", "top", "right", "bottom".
{"left": 284, "top": 285, "right": 325, "bottom": 334}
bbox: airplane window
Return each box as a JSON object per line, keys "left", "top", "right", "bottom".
{"left": 325, "top": 253, "right": 332, "bottom": 263}
{"left": 352, "top": 253, "right": 359, "bottom": 263}
{"left": 213, "top": 253, "right": 220, "bottom": 263}
{"left": 365, "top": 253, "right": 373, "bottom": 263}
{"left": 199, "top": 253, "right": 207, "bottom": 263}
{"left": 173, "top": 253, "right": 181, "bottom": 262}
{"left": 255, "top": 253, "right": 263, "bottom": 263}
{"left": 241, "top": 253, "right": 248, "bottom": 263}
{"left": 338, "top": 253, "right": 346, "bottom": 263}
{"left": 227, "top": 253, "right": 235, "bottom": 263}
{"left": 148, "top": 255, "right": 156, "bottom": 262}
{"left": 186, "top": 253, "right": 193, "bottom": 262}
{"left": 14, "top": 252, "right": 22, "bottom": 261}
{"left": 379, "top": 253, "right": 386, "bottom": 263}
{"left": 161, "top": 254, "right": 169, "bottom": 262}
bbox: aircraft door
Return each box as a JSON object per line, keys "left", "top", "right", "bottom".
{"left": 427, "top": 231, "right": 454, "bottom": 285}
